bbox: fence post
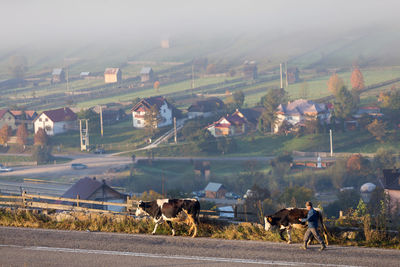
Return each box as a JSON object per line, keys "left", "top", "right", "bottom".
{"left": 76, "top": 194, "right": 80, "bottom": 207}
{"left": 22, "top": 191, "right": 27, "bottom": 208}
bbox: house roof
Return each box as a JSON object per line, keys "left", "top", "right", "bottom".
{"left": 80, "top": 72, "right": 91, "bottom": 76}
{"left": 227, "top": 110, "right": 248, "bottom": 126}
{"left": 277, "top": 99, "right": 327, "bottom": 116}
{"left": 187, "top": 97, "right": 224, "bottom": 113}
{"left": 140, "top": 67, "right": 153, "bottom": 75}
{"left": 62, "top": 177, "right": 124, "bottom": 200}
{"left": 36, "top": 107, "right": 77, "bottom": 123}
{"left": 104, "top": 68, "right": 120, "bottom": 75}
{"left": 52, "top": 68, "right": 63, "bottom": 75}
{"left": 131, "top": 96, "right": 169, "bottom": 112}
{"left": 10, "top": 110, "right": 37, "bottom": 120}
{"left": 0, "top": 109, "right": 11, "bottom": 119}
{"left": 240, "top": 107, "right": 264, "bottom": 124}
{"left": 204, "top": 182, "right": 224, "bottom": 192}
{"left": 52, "top": 68, "right": 64, "bottom": 75}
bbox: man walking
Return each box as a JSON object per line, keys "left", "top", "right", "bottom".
{"left": 299, "top": 201, "right": 326, "bottom": 251}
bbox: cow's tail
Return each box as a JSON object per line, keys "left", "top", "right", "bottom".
{"left": 319, "top": 212, "right": 330, "bottom": 246}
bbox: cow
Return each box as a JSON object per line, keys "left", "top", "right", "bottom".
{"left": 135, "top": 198, "right": 200, "bottom": 238}
{"left": 264, "top": 208, "right": 329, "bottom": 245}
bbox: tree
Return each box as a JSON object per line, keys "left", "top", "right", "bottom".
{"left": 367, "top": 119, "right": 386, "bottom": 142}
{"left": 373, "top": 148, "right": 396, "bottom": 170}
{"left": 206, "top": 64, "right": 217, "bottom": 74}
{"left": 279, "top": 186, "right": 313, "bottom": 207}
{"left": 8, "top": 55, "right": 28, "bottom": 80}
{"left": 334, "top": 86, "right": 357, "bottom": 121}
{"left": 143, "top": 105, "right": 161, "bottom": 136}
{"left": 32, "top": 145, "right": 52, "bottom": 164}
{"left": 216, "top": 136, "right": 237, "bottom": 154}
{"left": 197, "top": 130, "right": 217, "bottom": 153}
{"left": 258, "top": 88, "right": 287, "bottom": 133}
{"left": 350, "top": 67, "right": 365, "bottom": 91}
{"left": 77, "top": 109, "right": 100, "bottom": 133}
{"left": 327, "top": 73, "right": 344, "bottom": 95}
{"left": 0, "top": 125, "right": 11, "bottom": 145}
{"left": 34, "top": 128, "right": 48, "bottom": 146}
{"left": 153, "top": 81, "right": 160, "bottom": 92}
{"left": 16, "top": 124, "right": 28, "bottom": 146}
{"left": 233, "top": 91, "right": 245, "bottom": 109}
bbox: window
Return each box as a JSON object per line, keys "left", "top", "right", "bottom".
{"left": 39, "top": 118, "right": 42, "bottom": 122}
{"left": 45, "top": 118, "right": 48, "bottom": 122}
{"left": 137, "top": 120, "right": 141, "bottom": 124}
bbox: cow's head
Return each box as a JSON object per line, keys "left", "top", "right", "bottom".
{"left": 135, "top": 200, "right": 148, "bottom": 217}
{"left": 264, "top": 216, "right": 275, "bottom": 231}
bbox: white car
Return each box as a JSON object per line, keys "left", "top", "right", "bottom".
{"left": 0, "top": 164, "right": 13, "bottom": 172}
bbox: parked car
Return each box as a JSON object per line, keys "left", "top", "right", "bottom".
{"left": 225, "top": 192, "right": 240, "bottom": 199}
{"left": 0, "top": 164, "right": 13, "bottom": 172}
{"left": 191, "top": 190, "right": 205, "bottom": 198}
{"left": 93, "top": 148, "right": 105, "bottom": 154}
{"left": 71, "top": 163, "right": 88, "bottom": 170}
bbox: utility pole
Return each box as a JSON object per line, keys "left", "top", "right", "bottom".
{"left": 330, "top": 129, "right": 333, "bottom": 157}
{"left": 173, "top": 117, "right": 177, "bottom": 144}
{"left": 79, "top": 119, "right": 89, "bottom": 151}
{"left": 280, "top": 63, "right": 283, "bottom": 89}
{"left": 100, "top": 105, "right": 104, "bottom": 137}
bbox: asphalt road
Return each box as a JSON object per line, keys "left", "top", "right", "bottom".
{"left": 0, "top": 227, "right": 399, "bottom": 267}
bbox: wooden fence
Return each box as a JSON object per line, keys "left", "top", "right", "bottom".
{"left": 0, "top": 192, "right": 137, "bottom": 214}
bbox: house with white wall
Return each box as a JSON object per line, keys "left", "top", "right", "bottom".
{"left": 34, "top": 107, "right": 77, "bottom": 136}
{"left": 131, "top": 96, "right": 172, "bottom": 128}
{"left": 274, "top": 99, "right": 330, "bottom": 133}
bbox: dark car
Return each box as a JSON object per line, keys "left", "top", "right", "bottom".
{"left": 93, "top": 148, "right": 105, "bottom": 154}
{"left": 71, "top": 163, "right": 88, "bottom": 170}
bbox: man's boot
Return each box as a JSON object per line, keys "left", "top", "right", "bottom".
{"left": 319, "top": 243, "right": 326, "bottom": 251}
{"left": 301, "top": 242, "right": 307, "bottom": 250}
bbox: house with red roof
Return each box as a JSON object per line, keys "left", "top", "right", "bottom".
{"left": 131, "top": 96, "right": 173, "bottom": 128}
{"left": 274, "top": 99, "right": 330, "bottom": 133}
{"left": 33, "top": 107, "right": 77, "bottom": 136}
{"left": 207, "top": 109, "right": 249, "bottom": 137}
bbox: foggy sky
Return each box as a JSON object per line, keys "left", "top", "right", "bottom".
{"left": 2, "top": 0, "right": 400, "bottom": 46}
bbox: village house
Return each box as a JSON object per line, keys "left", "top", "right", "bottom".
{"left": 207, "top": 109, "right": 249, "bottom": 137}
{"left": 33, "top": 107, "right": 77, "bottom": 136}
{"left": 62, "top": 177, "right": 127, "bottom": 212}
{"left": 204, "top": 182, "right": 227, "bottom": 199}
{"left": 131, "top": 96, "right": 173, "bottom": 128}
{"left": 51, "top": 68, "right": 66, "bottom": 83}
{"left": 380, "top": 169, "right": 400, "bottom": 215}
{"left": 160, "top": 39, "right": 170, "bottom": 48}
{"left": 0, "top": 109, "right": 17, "bottom": 131}
{"left": 140, "top": 67, "right": 154, "bottom": 82}
{"left": 187, "top": 97, "right": 225, "bottom": 119}
{"left": 242, "top": 61, "right": 258, "bottom": 80}
{"left": 274, "top": 99, "right": 330, "bottom": 133}
{"left": 92, "top": 105, "right": 127, "bottom": 125}
{"left": 104, "top": 68, "right": 122, "bottom": 84}
{"left": 80, "top": 72, "right": 91, "bottom": 79}
{"left": 353, "top": 106, "right": 383, "bottom": 119}
{"left": 10, "top": 110, "right": 38, "bottom": 131}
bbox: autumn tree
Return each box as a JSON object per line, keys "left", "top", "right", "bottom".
{"left": 143, "top": 105, "right": 160, "bottom": 136}
{"left": 367, "top": 119, "right": 386, "bottom": 142}
{"left": 327, "top": 73, "right": 344, "bottom": 95}
{"left": 347, "top": 154, "right": 370, "bottom": 173}
{"left": 334, "top": 86, "right": 357, "bottom": 121}
{"left": 153, "top": 81, "right": 160, "bottom": 92}
{"left": 350, "top": 67, "right": 365, "bottom": 91}
{"left": 0, "top": 125, "right": 12, "bottom": 145}
{"left": 226, "top": 90, "right": 245, "bottom": 111}
{"left": 16, "top": 123, "right": 28, "bottom": 146}
{"left": 34, "top": 128, "right": 48, "bottom": 146}
{"left": 258, "top": 88, "right": 287, "bottom": 133}
{"left": 206, "top": 64, "right": 217, "bottom": 74}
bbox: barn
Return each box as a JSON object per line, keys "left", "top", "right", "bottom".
{"left": 104, "top": 68, "right": 122, "bottom": 84}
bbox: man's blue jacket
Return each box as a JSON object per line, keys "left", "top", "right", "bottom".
{"left": 301, "top": 208, "right": 319, "bottom": 228}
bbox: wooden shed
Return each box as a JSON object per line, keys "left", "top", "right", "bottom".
{"left": 204, "top": 182, "right": 227, "bottom": 199}
{"left": 140, "top": 67, "right": 154, "bottom": 82}
{"left": 104, "top": 68, "right": 122, "bottom": 84}
{"left": 51, "top": 68, "right": 66, "bottom": 83}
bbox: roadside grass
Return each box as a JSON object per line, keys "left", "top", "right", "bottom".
{"left": 0, "top": 209, "right": 399, "bottom": 248}
{"left": 0, "top": 155, "right": 33, "bottom": 164}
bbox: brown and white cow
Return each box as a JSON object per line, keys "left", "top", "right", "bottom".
{"left": 135, "top": 198, "right": 200, "bottom": 238}
{"left": 264, "top": 208, "right": 329, "bottom": 245}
